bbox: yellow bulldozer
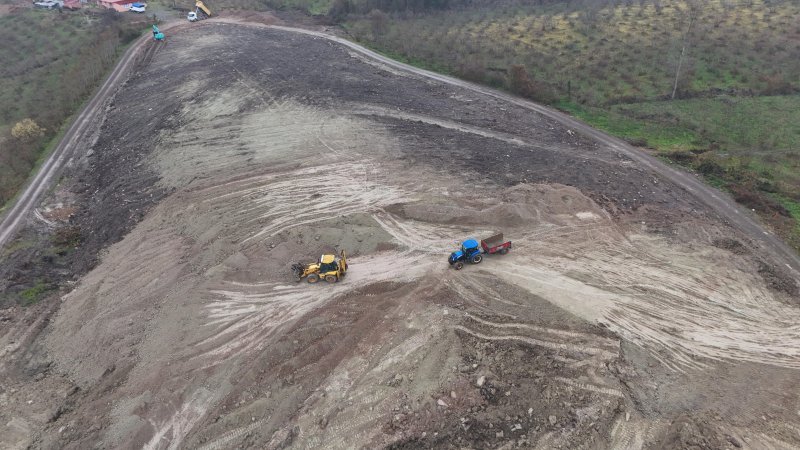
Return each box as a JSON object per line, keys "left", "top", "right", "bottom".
{"left": 292, "top": 250, "right": 348, "bottom": 283}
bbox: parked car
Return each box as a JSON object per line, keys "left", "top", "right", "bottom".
{"left": 129, "top": 2, "right": 146, "bottom": 12}
{"left": 33, "top": 0, "right": 60, "bottom": 9}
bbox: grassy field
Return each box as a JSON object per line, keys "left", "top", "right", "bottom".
{"left": 345, "top": 2, "right": 793, "bottom": 98}
{"left": 0, "top": 8, "right": 144, "bottom": 208}
{"left": 560, "top": 95, "right": 800, "bottom": 248}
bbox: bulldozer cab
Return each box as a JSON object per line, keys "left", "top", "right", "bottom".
{"left": 318, "top": 254, "right": 338, "bottom": 273}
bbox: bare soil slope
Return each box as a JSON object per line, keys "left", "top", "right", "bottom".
{"left": 2, "top": 23, "right": 799, "bottom": 449}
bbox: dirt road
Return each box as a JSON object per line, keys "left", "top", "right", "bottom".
{"left": 1, "top": 21, "right": 799, "bottom": 450}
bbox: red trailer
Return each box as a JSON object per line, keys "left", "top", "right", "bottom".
{"left": 480, "top": 233, "right": 511, "bottom": 255}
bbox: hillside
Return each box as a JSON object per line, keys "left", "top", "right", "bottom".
{"left": 227, "top": 0, "right": 800, "bottom": 251}
{"left": 0, "top": 22, "right": 799, "bottom": 449}
{"left": 344, "top": 0, "right": 800, "bottom": 250}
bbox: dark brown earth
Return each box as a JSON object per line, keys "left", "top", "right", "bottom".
{"left": 1, "top": 20, "right": 799, "bottom": 450}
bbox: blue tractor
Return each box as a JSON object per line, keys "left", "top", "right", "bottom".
{"left": 448, "top": 239, "right": 483, "bottom": 270}
{"left": 448, "top": 234, "right": 512, "bottom": 270}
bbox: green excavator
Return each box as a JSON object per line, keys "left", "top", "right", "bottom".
{"left": 152, "top": 24, "right": 165, "bottom": 41}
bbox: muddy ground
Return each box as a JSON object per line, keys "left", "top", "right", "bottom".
{"left": 1, "top": 21, "right": 799, "bottom": 449}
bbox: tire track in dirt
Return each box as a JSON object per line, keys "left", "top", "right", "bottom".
{"left": 453, "top": 305, "right": 625, "bottom": 401}
{"left": 194, "top": 250, "right": 439, "bottom": 369}
{"left": 445, "top": 273, "right": 532, "bottom": 312}
{"left": 197, "top": 286, "right": 451, "bottom": 450}
{"left": 607, "top": 415, "right": 665, "bottom": 450}
{"left": 486, "top": 226, "right": 800, "bottom": 372}
{"left": 552, "top": 377, "right": 624, "bottom": 398}
{"left": 371, "top": 212, "right": 479, "bottom": 254}
{"left": 462, "top": 313, "right": 619, "bottom": 350}
{"left": 453, "top": 325, "right": 615, "bottom": 360}
{"left": 145, "top": 388, "right": 218, "bottom": 450}
{"left": 196, "top": 417, "right": 269, "bottom": 450}
{"left": 256, "top": 22, "right": 800, "bottom": 279}
{"left": 375, "top": 191, "right": 800, "bottom": 372}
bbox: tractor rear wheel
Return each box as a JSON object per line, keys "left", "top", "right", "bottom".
{"left": 454, "top": 262, "right": 464, "bottom": 270}
{"left": 325, "top": 275, "right": 338, "bottom": 283}
{"left": 471, "top": 254, "right": 483, "bottom": 264}
{"left": 307, "top": 273, "right": 320, "bottom": 283}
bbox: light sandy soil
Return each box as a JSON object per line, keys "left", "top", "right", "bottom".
{"left": 1, "top": 22, "right": 799, "bottom": 449}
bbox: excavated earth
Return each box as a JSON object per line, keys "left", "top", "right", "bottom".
{"left": 1, "top": 22, "right": 800, "bottom": 449}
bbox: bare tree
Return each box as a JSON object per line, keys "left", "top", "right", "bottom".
{"left": 578, "top": 3, "right": 599, "bottom": 26}
{"left": 328, "top": 0, "right": 351, "bottom": 21}
{"left": 671, "top": 3, "right": 698, "bottom": 99}
{"left": 367, "top": 9, "right": 390, "bottom": 37}
{"left": 541, "top": 14, "right": 554, "bottom": 31}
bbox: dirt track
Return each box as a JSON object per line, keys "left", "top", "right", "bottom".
{"left": 1, "top": 20, "right": 800, "bottom": 449}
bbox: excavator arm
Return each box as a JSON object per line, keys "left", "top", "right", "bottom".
{"left": 339, "top": 250, "right": 347, "bottom": 273}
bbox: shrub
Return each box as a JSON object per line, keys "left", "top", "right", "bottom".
{"left": 694, "top": 152, "right": 725, "bottom": 177}
{"left": 507, "top": 64, "right": 556, "bottom": 103}
{"left": 626, "top": 136, "right": 648, "bottom": 147}
{"left": 20, "top": 281, "right": 51, "bottom": 305}
{"left": 11, "top": 118, "right": 45, "bottom": 142}
{"left": 52, "top": 225, "right": 81, "bottom": 250}
{"left": 760, "top": 73, "right": 795, "bottom": 95}
{"left": 457, "top": 58, "right": 488, "bottom": 83}
{"left": 730, "top": 185, "right": 790, "bottom": 217}
{"left": 367, "top": 9, "right": 389, "bottom": 37}
{"left": 328, "top": 0, "right": 352, "bottom": 21}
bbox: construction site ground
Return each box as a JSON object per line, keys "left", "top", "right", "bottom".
{"left": 1, "top": 20, "right": 800, "bottom": 449}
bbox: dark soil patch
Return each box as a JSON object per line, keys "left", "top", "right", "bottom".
{"left": 756, "top": 259, "right": 799, "bottom": 298}
{"left": 712, "top": 238, "right": 749, "bottom": 255}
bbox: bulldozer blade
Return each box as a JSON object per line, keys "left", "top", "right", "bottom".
{"left": 291, "top": 263, "right": 304, "bottom": 281}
